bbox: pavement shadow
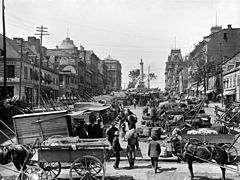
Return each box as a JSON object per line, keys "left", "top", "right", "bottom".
{"left": 118, "top": 164, "right": 152, "bottom": 170}
{"left": 192, "top": 176, "right": 233, "bottom": 180}
{"left": 119, "top": 148, "right": 143, "bottom": 158}
{"left": 105, "top": 175, "right": 134, "bottom": 180}
{"left": 158, "top": 167, "right": 177, "bottom": 173}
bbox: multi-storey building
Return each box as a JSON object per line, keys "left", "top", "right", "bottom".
{"left": 98, "top": 60, "right": 108, "bottom": 94}
{"left": 222, "top": 51, "right": 240, "bottom": 102}
{"left": 104, "top": 55, "right": 122, "bottom": 92}
{"left": 78, "top": 47, "right": 101, "bottom": 96}
{"left": 47, "top": 37, "right": 79, "bottom": 100}
{"left": 0, "top": 35, "right": 59, "bottom": 105}
{"left": 187, "top": 24, "right": 240, "bottom": 98}
{"left": 165, "top": 49, "right": 185, "bottom": 94}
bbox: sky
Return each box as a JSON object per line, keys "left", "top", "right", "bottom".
{"left": 1, "top": 0, "right": 240, "bottom": 90}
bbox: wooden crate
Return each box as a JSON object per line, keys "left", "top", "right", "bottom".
{"left": 13, "top": 110, "right": 71, "bottom": 145}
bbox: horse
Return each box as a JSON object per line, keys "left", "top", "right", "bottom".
{"left": 170, "top": 135, "right": 228, "bottom": 180}
{"left": 0, "top": 144, "right": 33, "bottom": 171}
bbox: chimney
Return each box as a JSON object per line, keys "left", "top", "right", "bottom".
{"left": 227, "top": 24, "right": 232, "bottom": 29}
{"left": 80, "top": 44, "right": 84, "bottom": 51}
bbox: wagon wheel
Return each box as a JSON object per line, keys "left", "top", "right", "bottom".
{"left": 39, "top": 162, "right": 61, "bottom": 179}
{"left": 69, "top": 155, "right": 105, "bottom": 180}
{"left": 23, "top": 166, "right": 47, "bottom": 180}
{"left": 222, "top": 144, "right": 238, "bottom": 163}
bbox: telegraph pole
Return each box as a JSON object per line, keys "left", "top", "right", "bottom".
{"left": 35, "top": 25, "right": 49, "bottom": 107}
{"left": 19, "top": 39, "right": 23, "bottom": 100}
{"left": 2, "top": 0, "right": 7, "bottom": 99}
{"left": 148, "top": 65, "right": 150, "bottom": 89}
{"left": 220, "top": 43, "right": 224, "bottom": 107}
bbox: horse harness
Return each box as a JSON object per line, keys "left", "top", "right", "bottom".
{"left": 0, "top": 146, "right": 11, "bottom": 164}
{"left": 183, "top": 140, "right": 216, "bottom": 160}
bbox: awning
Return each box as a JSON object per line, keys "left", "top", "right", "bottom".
{"left": 206, "top": 89, "right": 214, "bottom": 94}
{"left": 223, "top": 90, "right": 236, "bottom": 96}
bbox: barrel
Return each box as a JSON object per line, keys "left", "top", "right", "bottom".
{"left": 142, "top": 127, "right": 152, "bottom": 137}
{"left": 150, "top": 127, "right": 161, "bottom": 140}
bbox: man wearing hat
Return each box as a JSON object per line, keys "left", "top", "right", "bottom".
{"left": 148, "top": 136, "right": 161, "bottom": 173}
{"left": 112, "top": 131, "right": 123, "bottom": 169}
{"left": 106, "top": 122, "right": 118, "bottom": 145}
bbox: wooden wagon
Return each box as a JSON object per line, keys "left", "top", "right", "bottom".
{"left": 12, "top": 110, "right": 110, "bottom": 180}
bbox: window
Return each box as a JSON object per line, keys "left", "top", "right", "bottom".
{"left": 7, "top": 65, "right": 15, "bottom": 78}
{"left": 223, "top": 33, "right": 228, "bottom": 39}
{"left": 30, "top": 68, "right": 33, "bottom": 80}
{"left": 24, "top": 66, "right": 28, "bottom": 79}
{"left": 66, "top": 76, "right": 69, "bottom": 85}
{"left": 59, "top": 75, "right": 63, "bottom": 83}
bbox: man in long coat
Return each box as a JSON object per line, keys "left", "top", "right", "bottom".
{"left": 112, "top": 131, "right": 123, "bottom": 169}
{"left": 148, "top": 136, "right": 161, "bottom": 173}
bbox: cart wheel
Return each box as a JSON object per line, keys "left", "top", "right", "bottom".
{"left": 23, "top": 166, "right": 47, "bottom": 180}
{"left": 222, "top": 144, "right": 238, "bottom": 163}
{"left": 40, "top": 162, "right": 61, "bottom": 179}
{"left": 69, "top": 155, "right": 105, "bottom": 180}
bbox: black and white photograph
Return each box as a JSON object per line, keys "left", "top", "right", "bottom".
{"left": 0, "top": 0, "right": 240, "bottom": 179}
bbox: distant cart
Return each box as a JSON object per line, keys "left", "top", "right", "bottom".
{"left": 12, "top": 111, "right": 110, "bottom": 180}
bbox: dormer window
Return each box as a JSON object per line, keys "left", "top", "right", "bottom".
{"left": 223, "top": 33, "right": 228, "bottom": 40}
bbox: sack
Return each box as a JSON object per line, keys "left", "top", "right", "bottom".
{"left": 160, "top": 146, "right": 167, "bottom": 157}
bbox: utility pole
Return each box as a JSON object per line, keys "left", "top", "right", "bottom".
{"left": 2, "top": 0, "right": 7, "bottom": 99}
{"left": 35, "top": 25, "right": 49, "bottom": 108}
{"left": 220, "top": 43, "right": 224, "bottom": 107}
{"left": 19, "top": 39, "right": 23, "bottom": 100}
{"left": 148, "top": 65, "right": 150, "bottom": 89}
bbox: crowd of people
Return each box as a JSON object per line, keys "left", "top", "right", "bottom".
{"left": 72, "top": 101, "right": 162, "bottom": 173}
{"left": 105, "top": 106, "right": 161, "bottom": 173}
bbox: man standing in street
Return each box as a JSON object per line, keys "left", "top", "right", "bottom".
{"left": 106, "top": 122, "right": 118, "bottom": 145}
{"left": 112, "top": 131, "right": 123, "bottom": 169}
{"left": 148, "top": 136, "right": 161, "bottom": 173}
{"left": 127, "top": 133, "right": 139, "bottom": 169}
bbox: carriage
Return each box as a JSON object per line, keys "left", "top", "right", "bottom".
{"left": 11, "top": 110, "right": 110, "bottom": 180}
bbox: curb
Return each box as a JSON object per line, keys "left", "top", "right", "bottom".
{"left": 109, "top": 157, "right": 178, "bottom": 162}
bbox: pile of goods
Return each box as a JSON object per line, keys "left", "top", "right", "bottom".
{"left": 187, "top": 128, "right": 218, "bottom": 135}
{"left": 43, "top": 136, "right": 107, "bottom": 146}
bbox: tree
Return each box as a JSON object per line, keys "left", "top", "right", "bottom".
{"left": 148, "top": 73, "right": 157, "bottom": 81}
{"left": 128, "top": 69, "right": 157, "bottom": 89}
{"left": 128, "top": 69, "right": 140, "bottom": 88}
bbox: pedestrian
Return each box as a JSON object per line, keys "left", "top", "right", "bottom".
{"left": 127, "top": 114, "right": 137, "bottom": 130}
{"left": 112, "top": 131, "right": 123, "bottom": 169}
{"left": 127, "top": 133, "right": 139, "bottom": 168}
{"left": 106, "top": 122, "right": 118, "bottom": 145}
{"left": 96, "top": 117, "right": 104, "bottom": 138}
{"left": 148, "top": 136, "right": 161, "bottom": 173}
{"left": 120, "top": 122, "right": 126, "bottom": 141}
{"left": 133, "top": 98, "right": 137, "bottom": 109}
{"left": 75, "top": 121, "right": 88, "bottom": 138}
{"left": 87, "top": 118, "right": 98, "bottom": 138}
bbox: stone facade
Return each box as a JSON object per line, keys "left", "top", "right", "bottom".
{"left": 165, "top": 49, "right": 186, "bottom": 94}
{"left": 104, "top": 55, "right": 122, "bottom": 92}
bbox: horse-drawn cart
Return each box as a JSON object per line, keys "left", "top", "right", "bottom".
{"left": 11, "top": 110, "right": 110, "bottom": 180}
{"left": 182, "top": 133, "right": 239, "bottom": 163}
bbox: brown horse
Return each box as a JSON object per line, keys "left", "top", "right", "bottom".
{"left": 0, "top": 144, "right": 32, "bottom": 171}
{"left": 171, "top": 137, "right": 228, "bottom": 180}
